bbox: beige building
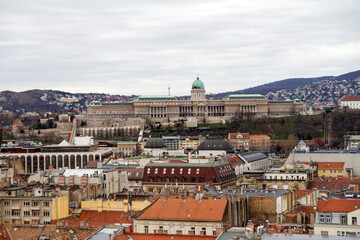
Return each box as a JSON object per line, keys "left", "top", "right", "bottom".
{"left": 87, "top": 77, "right": 304, "bottom": 123}
{"left": 179, "top": 136, "right": 206, "bottom": 150}
{"left": 314, "top": 199, "right": 360, "bottom": 237}
{"left": 133, "top": 198, "right": 228, "bottom": 236}
{"left": 117, "top": 141, "right": 138, "bottom": 157}
{"left": 0, "top": 188, "right": 69, "bottom": 225}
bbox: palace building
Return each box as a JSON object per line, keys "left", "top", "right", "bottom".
{"left": 86, "top": 77, "right": 304, "bottom": 123}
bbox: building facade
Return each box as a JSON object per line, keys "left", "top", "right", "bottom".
{"left": 133, "top": 198, "right": 228, "bottom": 236}
{"left": 314, "top": 199, "right": 360, "bottom": 236}
{"left": 86, "top": 77, "right": 304, "bottom": 123}
{"left": 0, "top": 188, "right": 69, "bottom": 225}
{"left": 338, "top": 95, "right": 360, "bottom": 109}
{"left": 142, "top": 161, "right": 236, "bottom": 192}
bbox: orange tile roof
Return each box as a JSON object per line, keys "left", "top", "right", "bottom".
{"left": 136, "top": 198, "right": 227, "bottom": 222}
{"left": 228, "top": 133, "right": 249, "bottom": 139}
{"left": 317, "top": 162, "right": 345, "bottom": 169}
{"left": 317, "top": 199, "right": 360, "bottom": 213}
{"left": 78, "top": 210, "right": 132, "bottom": 225}
{"left": 340, "top": 95, "right": 360, "bottom": 101}
{"left": 313, "top": 177, "right": 360, "bottom": 183}
{"left": 296, "top": 190, "right": 313, "bottom": 200}
{"left": 12, "top": 118, "right": 19, "bottom": 125}
{"left": 115, "top": 233, "right": 217, "bottom": 240}
{"left": 249, "top": 135, "right": 270, "bottom": 139}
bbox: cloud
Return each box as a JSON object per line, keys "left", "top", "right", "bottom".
{"left": 0, "top": 0, "right": 359, "bottom": 96}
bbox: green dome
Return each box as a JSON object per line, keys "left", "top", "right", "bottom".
{"left": 192, "top": 77, "right": 205, "bottom": 89}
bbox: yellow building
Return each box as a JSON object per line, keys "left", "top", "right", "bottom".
{"left": 81, "top": 199, "right": 152, "bottom": 212}
{"left": 179, "top": 136, "right": 205, "bottom": 150}
{"left": 317, "top": 162, "right": 347, "bottom": 177}
{"left": 0, "top": 188, "right": 69, "bottom": 225}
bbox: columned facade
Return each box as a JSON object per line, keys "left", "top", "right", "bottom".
{"left": 2, "top": 149, "right": 112, "bottom": 174}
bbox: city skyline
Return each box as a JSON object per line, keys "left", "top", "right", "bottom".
{"left": 0, "top": 0, "right": 359, "bottom": 96}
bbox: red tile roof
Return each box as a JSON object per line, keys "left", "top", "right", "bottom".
{"left": 317, "top": 162, "right": 345, "bottom": 169}
{"left": 296, "top": 190, "right": 313, "bottom": 200}
{"left": 228, "top": 133, "right": 249, "bottom": 139}
{"left": 119, "top": 169, "right": 144, "bottom": 180}
{"left": 313, "top": 177, "right": 360, "bottom": 183}
{"left": 115, "top": 233, "right": 216, "bottom": 240}
{"left": 249, "top": 135, "right": 270, "bottom": 139}
{"left": 136, "top": 198, "right": 227, "bottom": 222}
{"left": 78, "top": 210, "right": 132, "bottom": 225}
{"left": 12, "top": 118, "right": 20, "bottom": 125}
{"left": 317, "top": 199, "right": 360, "bottom": 213}
{"left": 340, "top": 95, "right": 360, "bottom": 102}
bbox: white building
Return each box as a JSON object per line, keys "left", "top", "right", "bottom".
{"left": 338, "top": 95, "right": 360, "bottom": 109}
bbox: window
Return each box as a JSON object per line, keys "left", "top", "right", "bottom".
{"left": 44, "top": 221, "right": 51, "bottom": 225}
{"left": 191, "top": 227, "right": 195, "bottom": 234}
{"left": 4, "top": 201, "right": 10, "bottom": 206}
{"left": 147, "top": 168, "right": 150, "bottom": 174}
{"left": 163, "top": 168, "right": 166, "bottom": 174}
{"left": 325, "top": 214, "right": 331, "bottom": 223}
{"left": 4, "top": 211, "right": 10, "bottom": 216}
{"left": 196, "top": 168, "right": 200, "bottom": 174}
{"left": 12, "top": 210, "right": 20, "bottom": 216}
{"left": 159, "top": 226, "right": 163, "bottom": 230}
{"left": 319, "top": 214, "right": 325, "bottom": 223}
{"left": 188, "top": 168, "right": 191, "bottom": 174}
{"left": 202, "top": 227, "right": 206, "bottom": 235}
{"left": 180, "top": 168, "right": 183, "bottom": 174}
{"left": 44, "top": 212, "right": 50, "bottom": 216}
{"left": 44, "top": 202, "right": 50, "bottom": 207}
{"left": 24, "top": 211, "right": 30, "bottom": 216}
{"left": 341, "top": 215, "right": 347, "bottom": 225}
{"left": 155, "top": 168, "right": 158, "bottom": 174}
{"left": 144, "top": 226, "right": 149, "bottom": 233}
{"left": 33, "top": 211, "right": 40, "bottom": 216}
{"left": 33, "top": 201, "right": 39, "bottom": 207}
{"left": 171, "top": 168, "right": 175, "bottom": 174}
{"left": 352, "top": 217, "right": 357, "bottom": 225}
{"left": 24, "top": 201, "right": 30, "bottom": 206}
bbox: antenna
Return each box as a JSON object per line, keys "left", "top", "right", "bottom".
{"left": 168, "top": 84, "right": 170, "bottom": 96}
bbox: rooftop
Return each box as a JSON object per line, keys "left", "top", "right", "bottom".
{"left": 317, "top": 199, "right": 360, "bottom": 213}
{"left": 340, "top": 95, "right": 360, "bottom": 102}
{"left": 317, "top": 162, "right": 345, "bottom": 169}
{"left": 136, "top": 198, "right": 227, "bottom": 222}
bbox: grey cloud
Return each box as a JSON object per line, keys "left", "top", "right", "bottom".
{"left": 0, "top": 0, "right": 359, "bottom": 96}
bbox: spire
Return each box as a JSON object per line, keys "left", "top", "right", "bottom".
{"left": 197, "top": 73, "right": 199, "bottom": 80}
{"left": 168, "top": 84, "right": 170, "bottom": 96}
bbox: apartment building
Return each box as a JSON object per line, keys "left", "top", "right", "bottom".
{"left": 314, "top": 199, "right": 360, "bottom": 237}
{"left": 133, "top": 198, "right": 228, "bottom": 236}
{"left": 0, "top": 188, "right": 69, "bottom": 225}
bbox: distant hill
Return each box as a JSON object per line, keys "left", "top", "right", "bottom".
{"left": 214, "top": 76, "right": 333, "bottom": 98}
{"left": 0, "top": 89, "right": 64, "bottom": 112}
{"left": 1, "top": 70, "right": 359, "bottom": 112}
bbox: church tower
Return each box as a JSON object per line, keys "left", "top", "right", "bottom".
{"left": 191, "top": 77, "right": 206, "bottom": 101}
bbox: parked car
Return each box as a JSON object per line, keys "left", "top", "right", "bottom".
{"left": 356, "top": 192, "right": 360, "bottom": 198}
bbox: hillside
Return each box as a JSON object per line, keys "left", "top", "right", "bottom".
{"left": 214, "top": 76, "right": 333, "bottom": 98}
{"left": 1, "top": 70, "right": 359, "bottom": 113}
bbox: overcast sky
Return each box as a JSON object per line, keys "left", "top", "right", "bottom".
{"left": 0, "top": 0, "right": 359, "bottom": 96}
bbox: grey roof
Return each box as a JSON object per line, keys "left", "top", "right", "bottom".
{"left": 197, "top": 137, "right": 234, "bottom": 151}
{"left": 243, "top": 189, "right": 288, "bottom": 197}
{"left": 216, "top": 231, "right": 246, "bottom": 240}
{"left": 239, "top": 152, "right": 268, "bottom": 162}
{"left": 200, "top": 187, "right": 288, "bottom": 198}
{"left": 146, "top": 161, "right": 229, "bottom": 168}
{"left": 260, "top": 233, "right": 358, "bottom": 239}
{"left": 145, "top": 138, "right": 165, "bottom": 148}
